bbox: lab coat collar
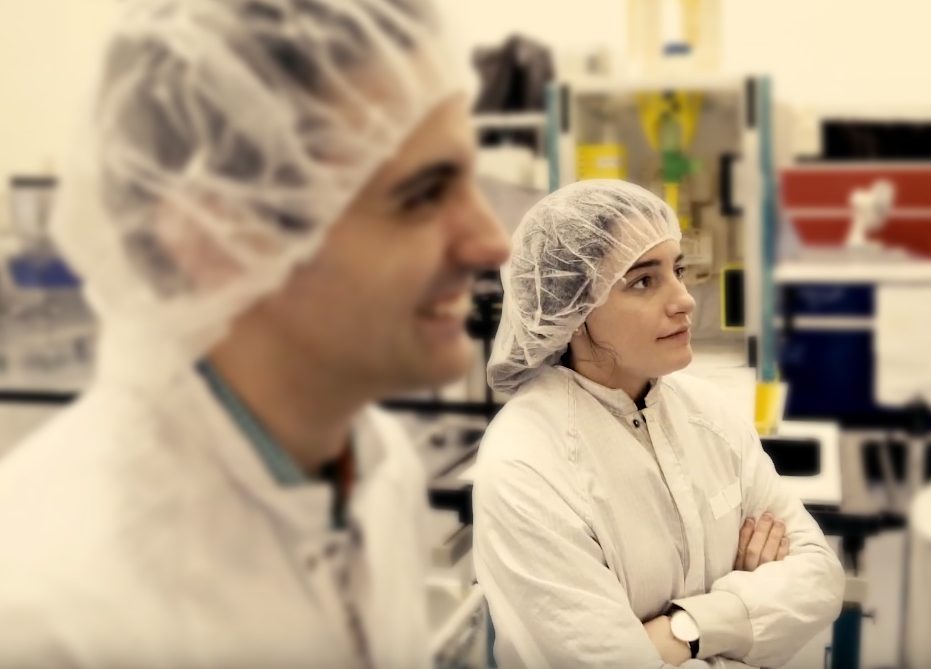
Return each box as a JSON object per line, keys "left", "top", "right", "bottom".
{"left": 94, "top": 326, "right": 399, "bottom": 543}
{"left": 561, "top": 366, "right": 664, "bottom": 418}
{"left": 187, "top": 362, "right": 389, "bottom": 542}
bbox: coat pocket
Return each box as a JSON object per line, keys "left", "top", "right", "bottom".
{"left": 708, "top": 479, "right": 741, "bottom": 520}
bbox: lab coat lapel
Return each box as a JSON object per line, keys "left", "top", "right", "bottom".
{"left": 644, "top": 391, "right": 707, "bottom": 594}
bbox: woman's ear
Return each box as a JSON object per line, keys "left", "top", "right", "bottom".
{"left": 568, "top": 323, "right": 590, "bottom": 362}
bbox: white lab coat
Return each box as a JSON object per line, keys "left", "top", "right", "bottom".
{"left": 0, "top": 344, "right": 432, "bottom": 669}
{"left": 474, "top": 365, "right": 844, "bottom": 669}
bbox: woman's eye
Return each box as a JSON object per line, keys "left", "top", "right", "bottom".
{"left": 631, "top": 275, "right": 653, "bottom": 290}
{"left": 675, "top": 265, "right": 687, "bottom": 280}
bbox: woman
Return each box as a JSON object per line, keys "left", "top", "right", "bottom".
{"left": 474, "top": 180, "right": 844, "bottom": 668}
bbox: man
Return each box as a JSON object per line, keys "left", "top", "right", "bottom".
{"left": 0, "top": 1, "right": 509, "bottom": 667}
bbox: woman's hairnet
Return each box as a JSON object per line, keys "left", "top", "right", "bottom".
{"left": 52, "top": 0, "right": 465, "bottom": 363}
{"left": 487, "top": 179, "right": 682, "bottom": 395}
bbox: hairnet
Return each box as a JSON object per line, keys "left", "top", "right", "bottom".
{"left": 51, "top": 0, "right": 466, "bottom": 365}
{"left": 487, "top": 179, "right": 682, "bottom": 395}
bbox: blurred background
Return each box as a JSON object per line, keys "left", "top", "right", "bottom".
{"left": 2, "top": 1, "right": 930, "bottom": 667}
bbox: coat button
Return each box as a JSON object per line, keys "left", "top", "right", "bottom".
{"left": 633, "top": 419, "right": 641, "bottom": 428}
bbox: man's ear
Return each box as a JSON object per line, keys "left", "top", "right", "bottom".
{"left": 153, "top": 198, "right": 281, "bottom": 294}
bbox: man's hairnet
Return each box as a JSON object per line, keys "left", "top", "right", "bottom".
{"left": 52, "top": 0, "right": 465, "bottom": 363}
{"left": 487, "top": 179, "right": 682, "bottom": 395}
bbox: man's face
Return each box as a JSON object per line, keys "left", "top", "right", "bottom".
{"left": 577, "top": 239, "right": 696, "bottom": 389}
{"left": 257, "top": 95, "right": 510, "bottom": 397}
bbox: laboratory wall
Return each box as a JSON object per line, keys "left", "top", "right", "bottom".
{"left": 4, "top": 0, "right": 931, "bottom": 223}
{"left": 440, "top": 0, "right": 931, "bottom": 111}
{"left": 0, "top": 0, "right": 120, "bottom": 227}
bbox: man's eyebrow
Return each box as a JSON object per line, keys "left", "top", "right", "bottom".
{"left": 390, "top": 161, "right": 463, "bottom": 198}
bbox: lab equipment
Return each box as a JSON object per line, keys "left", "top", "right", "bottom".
{"left": 1, "top": 177, "right": 95, "bottom": 387}
{"left": 781, "top": 162, "right": 931, "bottom": 259}
{"left": 776, "top": 163, "right": 931, "bottom": 428}
{"left": 546, "top": 75, "right": 762, "bottom": 350}
{"left": 774, "top": 247, "right": 931, "bottom": 668}
{"left": 906, "top": 487, "right": 931, "bottom": 668}
{"left": 8, "top": 177, "right": 56, "bottom": 244}
{"left": 846, "top": 180, "right": 895, "bottom": 251}
{"left": 430, "top": 585, "right": 487, "bottom": 669}
{"left": 626, "top": 0, "right": 723, "bottom": 78}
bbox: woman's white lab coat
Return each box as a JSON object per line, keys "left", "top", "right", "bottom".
{"left": 474, "top": 365, "right": 844, "bottom": 669}
{"left": 0, "top": 346, "right": 432, "bottom": 669}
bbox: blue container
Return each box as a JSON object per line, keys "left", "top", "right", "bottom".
{"left": 7, "top": 255, "right": 81, "bottom": 289}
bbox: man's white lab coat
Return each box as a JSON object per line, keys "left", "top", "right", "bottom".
{"left": 0, "top": 352, "right": 432, "bottom": 669}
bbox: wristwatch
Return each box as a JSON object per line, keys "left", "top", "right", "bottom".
{"left": 669, "top": 608, "right": 700, "bottom": 659}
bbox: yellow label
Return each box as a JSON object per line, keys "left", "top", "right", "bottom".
{"left": 576, "top": 144, "right": 627, "bottom": 180}
{"left": 754, "top": 380, "right": 784, "bottom": 436}
{"left": 663, "top": 182, "right": 680, "bottom": 212}
{"left": 637, "top": 91, "right": 703, "bottom": 151}
{"left": 663, "top": 182, "right": 692, "bottom": 230}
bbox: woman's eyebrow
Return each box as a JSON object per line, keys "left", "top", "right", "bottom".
{"left": 625, "top": 254, "right": 684, "bottom": 275}
{"left": 626, "top": 259, "right": 660, "bottom": 274}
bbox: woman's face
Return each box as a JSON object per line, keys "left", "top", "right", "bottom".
{"left": 569, "top": 239, "right": 695, "bottom": 395}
